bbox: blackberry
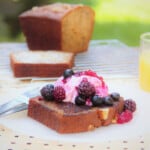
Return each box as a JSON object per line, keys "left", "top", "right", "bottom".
{"left": 78, "top": 78, "right": 95, "bottom": 98}
{"left": 40, "top": 84, "right": 54, "bottom": 101}
{"left": 53, "top": 86, "right": 66, "bottom": 102}
{"left": 124, "top": 99, "right": 136, "bottom": 112}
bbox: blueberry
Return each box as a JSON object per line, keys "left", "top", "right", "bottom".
{"left": 91, "top": 95, "right": 104, "bottom": 106}
{"left": 110, "top": 92, "right": 120, "bottom": 101}
{"left": 103, "top": 96, "right": 113, "bottom": 106}
{"left": 75, "top": 96, "right": 86, "bottom": 105}
{"left": 63, "top": 69, "right": 74, "bottom": 79}
{"left": 40, "top": 84, "right": 54, "bottom": 101}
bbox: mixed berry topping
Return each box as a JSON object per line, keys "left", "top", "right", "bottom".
{"left": 40, "top": 84, "right": 66, "bottom": 102}
{"left": 110, "top": 92, "right": 120, "bottom": 101}
{"left": 75, "top": 96, "right": 86, "bottom": 105}
{"left": 74, "top": 70, "right": 105, "bottom": 87}
{"left": 74, "top": 71, "right": 83, "bottom": 77}
{"left": 63, "top": 69, "right": 74, "bottom": 79}
{"left": 82, "top": 70, "right": 103, "bottom": 80}
{"left": 40, "top": 84, "right": 54, "bottom": 101}
{"left": 124, "top": 99, "right": 136, "bottom": 112}
{"left": 78, "top": 78, "right": 95, "bottom": 98}
{"left": 117, "top": 110, "right": 133, "bottom": 124}
{"left": 40, "top": 69, "right": 137, "bottom": 125}
{"left": 91, "top": 95, "right": 103, "bottom": 106}
{"left": 103, "top": 95, "right": 114, "bottom": 106}
{"left": 82, "top": 70, "right": 98, "bottom": 77}
{"left": 53, "top": 86, "right": 66, "bottom": 102}
{"left": 116, "top": 99, "right": 136, "bottom": 124}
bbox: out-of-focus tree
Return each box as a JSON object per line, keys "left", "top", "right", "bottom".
{"left": 0, "top": 0, "right": 97, "bottom": 40}
{"left": 0, "top": 0, "right": 52, "bottom": 38}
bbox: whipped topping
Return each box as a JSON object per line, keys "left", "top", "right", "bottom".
{"left": 55, "top": 73, "right": 108, "bottom": 104}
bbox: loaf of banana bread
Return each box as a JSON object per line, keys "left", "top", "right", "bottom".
{"left": 19, "top": 3, "right": 95, "bottom": 53}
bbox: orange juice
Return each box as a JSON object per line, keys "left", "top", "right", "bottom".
{"left": 139, "top": 51, "right": 150, "bottom": 91}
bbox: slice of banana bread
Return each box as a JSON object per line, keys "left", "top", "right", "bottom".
{"left": 27, "top": 69, "right": 136, "bottom": 133}
{"left": 10, "top": 51, "right": 74, "bottom": 77}
{"left": 28, "top": 96, "right": 124, "bottom": 133}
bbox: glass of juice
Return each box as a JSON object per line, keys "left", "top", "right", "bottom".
{"left": 139, "top": 32, "right": 150, "bottom": 91}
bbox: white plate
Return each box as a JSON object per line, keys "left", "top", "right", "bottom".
{"left": 0, "top": 78, "right": 150, "bottom": 143}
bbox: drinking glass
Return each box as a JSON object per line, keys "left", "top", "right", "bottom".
{"left": 139, "top": 32, "right": 150, "bottom": 91}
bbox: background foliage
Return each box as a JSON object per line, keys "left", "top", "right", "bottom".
{"left": 0, "top": 0, "right": 150, "bottom": 46}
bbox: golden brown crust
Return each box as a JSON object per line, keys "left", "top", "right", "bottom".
{"left": 19, "top": 3, "right": 95, "bottom": 53}
{"left": 28, "top": 96, "right": 124, "bottom": 133}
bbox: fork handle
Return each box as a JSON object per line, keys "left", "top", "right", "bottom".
{"left": 0, "top": 102, "right": 28, "bottom": 116}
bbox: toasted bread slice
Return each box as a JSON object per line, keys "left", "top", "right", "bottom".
{"left": 10, "top": 51, "right": 74, "bottom": 78}
{"left": 28, "top": 96, "right": 124, "bottom": 133}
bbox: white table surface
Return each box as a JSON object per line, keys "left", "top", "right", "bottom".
{"left": 0, "top": 41, "right": 149, "bottom": 150}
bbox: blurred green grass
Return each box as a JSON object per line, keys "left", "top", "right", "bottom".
{"left": 92, "top": 0, "right": 150, "bottom": 46}
{"left": 0, "top": 0, "right": 150, "bottom": 46}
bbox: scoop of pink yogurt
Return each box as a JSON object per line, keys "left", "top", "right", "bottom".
{"left": 54, "top": 70, "right": 108, "bottom": 104}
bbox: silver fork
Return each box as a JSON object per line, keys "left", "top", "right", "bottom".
{"left": 0, "top": 87, "right": 40, "bottom": 117}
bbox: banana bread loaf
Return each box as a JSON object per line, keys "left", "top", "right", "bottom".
{"left": 19, "top": 3, "right": 95, "bottom": 53}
